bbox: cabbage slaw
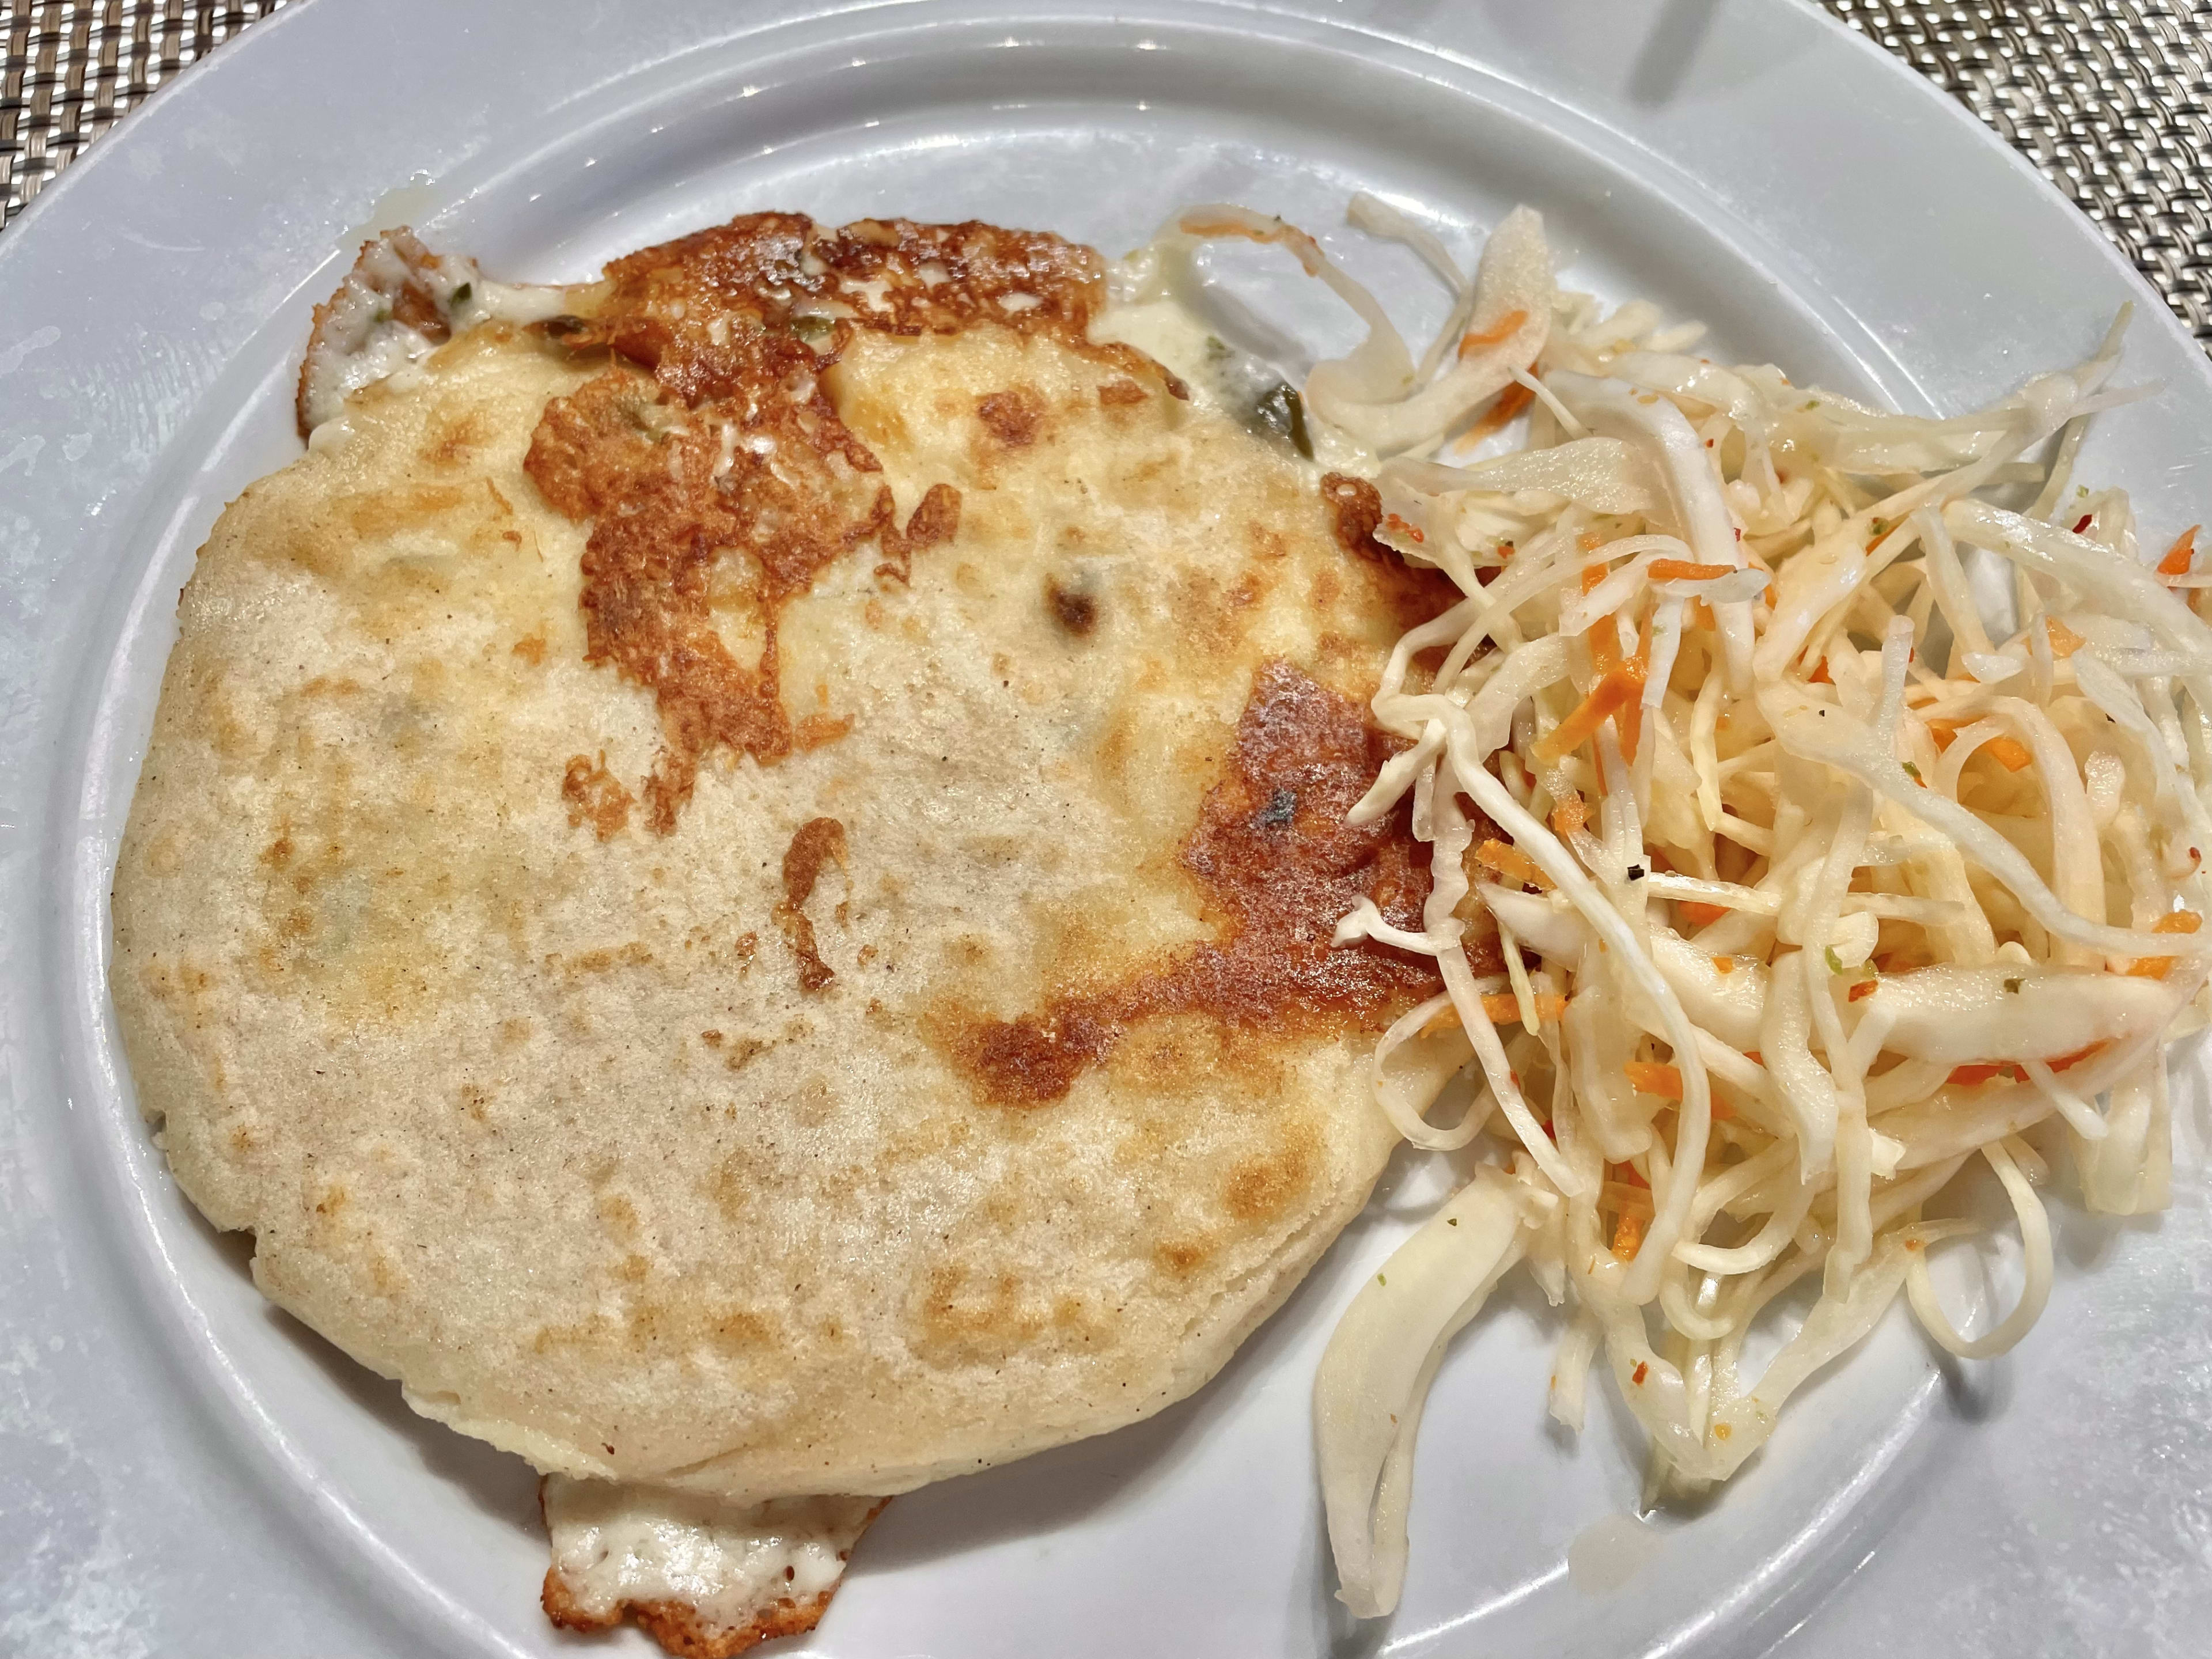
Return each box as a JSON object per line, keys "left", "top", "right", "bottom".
{"left": 1161, "top": 198, "right": 2212, "bottom": 1616}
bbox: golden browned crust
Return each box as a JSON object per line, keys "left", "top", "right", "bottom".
{"left": 774, "top": 816, "right": 848, "bottom": 992}
{"left": 561, "top": 752, "right": 634, "bottom": 840}
{"left": 542, "top": 1571, "right": 839, "bottom": 1658}
{"left": 943, "top": 661, "right": 1498, "bottom": 1107}
{"left": 1320, "top": 472, "right": 1391, "bottom": 562}
{"left": 519, "top": 213, "right": 1196, "bottom": 836}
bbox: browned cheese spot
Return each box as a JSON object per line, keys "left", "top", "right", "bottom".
{"left": 1317, "top": 474, "right": 1465, "bottom": 631}
{"left": 949, "top": 661, "right": 1497, "bottom": 1107}
{"left": 422, "top": 409, "right": 488, "bottom": 467}
{"left": 1321, "top": 473, "right": 1392, "bottom": 563}
{"left": 561, "top": 752, "right": 634, "bottom": 840}
{"left": 976, "top": 386, "right": 1046, "bottom": 447}
{"left": 1045, "top": 574, "right": 1099, "bottom": 637}
{"left": 873, "top": 481, "right": 961, "bottom": 586}
{"left": 1224, "top": 1129, "right": 1316, "bottom": 1222}
{"left": 511, "top": 632, "right": 548, "bottom": 665}
{"left": 523, "top": 214, "right": 1185, "bottom": 831}
{"left": 776, "top": 816, "right": 848, "bottom": 992}
{"left": 1097, "top": 378, "right": 1149, "bottom": 407}
{"left": 793, "top": 713, "right": 856, "bottom": 750}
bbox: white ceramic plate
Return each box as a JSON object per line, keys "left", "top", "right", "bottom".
{"left": 3, "top": 2, "right": 2209, "bottom": 1654}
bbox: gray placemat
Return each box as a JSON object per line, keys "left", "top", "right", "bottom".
{"left": 2, "top": 0, "right": 2207, "bottom": 349}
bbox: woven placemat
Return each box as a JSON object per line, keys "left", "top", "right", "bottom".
{"left": 3, "top": 0, "right": 2208, "bottom": 346}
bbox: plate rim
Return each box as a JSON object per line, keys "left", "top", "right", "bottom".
{"left": 5, "top": 4, "right": 2210, "bottom": 1657}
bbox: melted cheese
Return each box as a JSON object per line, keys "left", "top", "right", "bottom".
{"left": 544, "top": 1478, "right": 877, "bottom": 1635}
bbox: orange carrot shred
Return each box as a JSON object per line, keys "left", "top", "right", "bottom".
{"left": 1847, "top": 978, "right": 1878, "bottom": 1002}
{"left": 1459, "top": 309, "right": 1529, "bottom": 357}
{"left": 1679, "top": 899, "right": 1728, "bottom": 929}
{"left": 1648, "top": 558, "right": 1733, "bottom": 582}
{"left": 1623, "top": 1061, "right": 1684, "bottom": 1099}
{"left": 1468, "top": 380, "right": 1535, "bottom": 442}
{"left": 2158, "top": 525, "right": 2199, "bottom": 578}
{"left": 1985, "top": 736, "right": 2033, "bottom": 771}
{"left": 1474, "top": 991, "right": 1567, "bottom": 1024}
{"left": 1534, "top": 666, "right": 1645, "bottom": 763}
{"left": 2049, "top": 1040, "right": 2109, "bottom": 1073}
{"left": 2046, "top": 616, "right": 2085, "bottom": 658}
{"left": 1612, "top": 1210, "right": 1647, "bottom": 1260}
{"left": 2127, "top": 909, "right": 2202, "bottom": 978}
{"left": 1550, "top": 791, "right": 1588, "bottom": 836}
{"left": 1712, "top": 953, "right": 1737, "bottom": 976}
{"left": 1475, "top": 839, "right": 1554, "bottom": 891}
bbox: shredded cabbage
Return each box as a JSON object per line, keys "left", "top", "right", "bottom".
{"left": 1188, "top": 198, "right": 2212, "bottom": 1616}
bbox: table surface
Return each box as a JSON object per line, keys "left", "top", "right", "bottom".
{"left": 2, "top": 0, "right": 2209, "bottom": 349}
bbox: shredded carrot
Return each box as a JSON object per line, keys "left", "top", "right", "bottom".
{"left": 1807, "top": 659, "right": 1833, "bottom": 685}
{"left": 1580, "top": 565, "right": 1610, "bottom": 593}
{"left": 1588, "top": 622, "right": 1621, "bottom": 674}
{"left": 2046, "top": 616, "right": 2086, "bottom": 658}
{"left": 2049, "top": 1039, "right": 2109, "bottom": 1073}
{"left": 1550, "top": 791, "right": 1588, "bottom": 836}
{"left": 2158, "top": 525, "right": 2199, "bottom": 578}
{"left": 1631, "top": 1360, "right": 1650, "bottom": 1385}
{"left": 1690, "top": 598, "right": 1717, "bottom": 631}
{"left": 1607, "top": 1160, "right": 1651, "bottom": 1191}
{"left": 1712, "top": 953, "right": 1737, "bottom": 976}
{"left": 1467, "top": 380, "right": 1535, "bottom": 442}
{"left": 1926, "top": 717, "right": 1961, "bottom": 751}
{"left": 1475, "top": 838, "right": 1554, "bottom": 891}
{"left": 1948, "top": 1040, "right": 2108, "bottom": 1087}
{"left": 2126, "top": 908, "right": 2202, "bottom": 978}
{"left": 1611, "top": 1210, "right": 1647, "bottom": 1260}
{"left": 1577, "top": 532, "right": 1604, "bottom": 553}
{"left": 1617, "top": 618, "right": 1651, "bottom": 764}
{"left": 1711, "top": 1100, "right": 1737, "bottom": 1122}
{"left": 1534, "top": 665, "right": 1645, "bottom": 764}
{"left": 1382, "top": 511, "right": 1426, "bottom": 546}
{"left": 1647, "top": 559, "right": 1733, "bottom": 582}
{"left": 1984, "top": 735, "right": 2033, "bottom": 771}
{"left": 1847, "top": 978, "right": 1878, "bottom": 1002}
{"left": 1947, "top": 1062, "right": 2024, "bottom": 1086}
{"left": 1744, "top": 1050, "right": 1763, "bottom": 1065}
{"left": 1458, "top": 308, "right": 1529, "bottom": 357}
{"left": 1487, "top": 991, "right": 1567, "bottom": 1024}
{"left": 1623, "top": 1061, "right": 1684, "bottom": 1099}
{"left": 1679, "top": 899, "right": 1729, "bottom": 930}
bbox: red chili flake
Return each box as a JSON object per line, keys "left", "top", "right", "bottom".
{"left": 2073, "top": 514, "right": 2094, "bottom": 534}
{"left": 1632, "top": 1361, "right": 1650, "bottom": 1385}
